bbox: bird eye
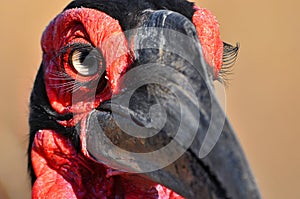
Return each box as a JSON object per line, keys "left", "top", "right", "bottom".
{"left": 70, "top": 47, "right": 105, "bottom": 76}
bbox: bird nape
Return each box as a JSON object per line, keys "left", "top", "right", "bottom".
{"left": 28, "top": 0, "right": 261, "bottom": 198}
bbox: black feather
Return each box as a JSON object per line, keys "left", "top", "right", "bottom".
{"left": 64, "top": 0, "right": 195, "bottom": 31}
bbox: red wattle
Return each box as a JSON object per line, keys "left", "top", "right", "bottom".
{"left": 31, "top": 129, "right": 184, "bottom": 199}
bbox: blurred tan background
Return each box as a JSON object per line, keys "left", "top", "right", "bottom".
{"left": 0, "top": 0, "right": 299, "bottom": 198}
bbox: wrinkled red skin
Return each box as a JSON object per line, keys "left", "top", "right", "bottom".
{"left": 193, "top": 6, "right": 223, "bottom": 76}
{"left": 41, "top": 8, "right": 133, "bottom": 129}
{"left": 32, "top": 130, "right": 183, "bottom": 198}
{"left": 31, "top": 7, "right": 222, "bottom": 199}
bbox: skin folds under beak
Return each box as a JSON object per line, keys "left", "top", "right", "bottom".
{"left": 84, "top": 10, "right": 261, "bottom": 199}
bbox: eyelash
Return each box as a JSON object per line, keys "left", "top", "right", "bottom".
{"left": 218, "top": 42, "right": 240, "bottom": 83}
{"left": 222, "top": 42, "right": 240, "bottom": 67}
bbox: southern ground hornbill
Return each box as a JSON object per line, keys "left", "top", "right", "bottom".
{"left": 28, "top": 0, "right": 261, "bottom": 198}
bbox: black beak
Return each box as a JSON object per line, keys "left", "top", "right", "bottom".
{"left": 85, "top": 10, "right": 261, "bottom": 199}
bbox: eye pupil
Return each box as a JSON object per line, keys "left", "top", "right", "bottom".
{"left": 79, "top": 50, "right": 90, "bottom": 63}
{"left": 82, "top": 54, "right": 97, "bottom": 67}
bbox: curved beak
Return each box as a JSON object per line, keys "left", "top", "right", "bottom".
{"left": 84, "top": 10, "right": 261, "bottom": 199}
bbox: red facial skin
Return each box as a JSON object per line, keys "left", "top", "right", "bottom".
{"left": 193, "top": 6, "right": 223, "bottom": 76}
{"left": 41, "top": 8, "right": 132, "bottom": 127}
{"left": 31, "top": 7, "right": 222, "bottom": 199}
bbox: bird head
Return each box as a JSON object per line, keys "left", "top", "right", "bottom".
{"left": 28, "top": 0, "right": 260, "bottom": 198}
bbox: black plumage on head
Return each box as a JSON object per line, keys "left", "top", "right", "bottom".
{"left": 64, "top": 0, "right": 195, "bottom": 31}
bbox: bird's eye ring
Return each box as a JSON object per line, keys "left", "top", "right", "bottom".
{"left": 69, "top": 46, "right": 105, "bottom": 76}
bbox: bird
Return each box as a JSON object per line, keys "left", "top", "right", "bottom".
{"left": 28, "top": 0, "right": 261, "bottom": 198}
